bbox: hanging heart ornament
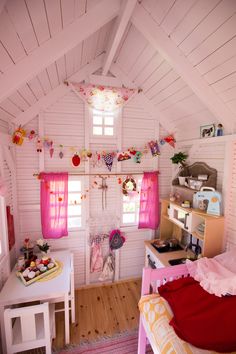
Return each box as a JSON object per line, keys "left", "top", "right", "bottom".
{"left": 72, "top": 153, "right": 81, "bottom": 167}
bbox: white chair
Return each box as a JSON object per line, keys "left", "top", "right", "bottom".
{"left": 4, "top": 302, "right": 55, "bottom": 354}
{"left": 43, "top": 253, "right": 75, "bottom": 323}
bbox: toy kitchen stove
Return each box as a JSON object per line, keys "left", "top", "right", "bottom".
{"left": 145, "top": 238, "right": 196, "bottom": 268}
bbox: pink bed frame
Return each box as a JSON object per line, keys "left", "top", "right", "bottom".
{"left": 138, "top": 264, "right": 190, "bottom": 354}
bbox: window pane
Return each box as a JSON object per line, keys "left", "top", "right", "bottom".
{"left": 123, "top": 203, "right": 135, "bottom": 212}
{"left": 93, "top": 126, "right": 103, "bottom": 135}
{"left": 68, "top": 193, "right": 81, "bottom": 205}
{"left": 104, "top": 127, "right": 113, "bottom": 136}
{"left": 68, "top": 180, "right": 81, "bottom": 192}
{"left": 93, "top": 115, "right": 103, "bottom": 125}
{"left": 68, "top": 204, "right": 81, "bottom": 216}
{"left": 104, "top": 116, "right": 114, "bottom": 125}
{"left": 123, "top": 213, "right": 135, "bottom": 223}
{"left": 68, "top": 217, "right": 81, "bottom": 228}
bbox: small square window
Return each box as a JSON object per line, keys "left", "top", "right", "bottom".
{"left": 93, "top": 126, "right": 103, "bottom": 135}
{"left": 104, "top": 127, "right": 113, "bottom": 136}
{"left": 104, "top": 116, "right": 114, "bottom": 125}
{"left": 93, "top": 115, "right": 103, "bottom": 125}
{"left": 92, "top": 110, "right": 115, "bottom": 137}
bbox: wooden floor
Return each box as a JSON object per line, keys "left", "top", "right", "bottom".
{"left": 53, "top": 278, "right": 142, "bottom": 350}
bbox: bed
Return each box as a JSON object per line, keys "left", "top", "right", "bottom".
{"left": 138, "top": 264, "right": 236, "bottom": 354}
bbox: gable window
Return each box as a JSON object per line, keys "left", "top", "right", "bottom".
{"left": 121, "top": 177, "right": 142, "bottom": 226}
{"left": 92, "top": 110, "right": 115, "bottom": 136}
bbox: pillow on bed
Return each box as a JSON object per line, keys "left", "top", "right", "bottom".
{"left": 158, "top": 276, "right": 236, "bottom": 352}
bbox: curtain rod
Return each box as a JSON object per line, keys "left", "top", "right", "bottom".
{"left": 33, "top": 171, "right": 159, "bottom": 177}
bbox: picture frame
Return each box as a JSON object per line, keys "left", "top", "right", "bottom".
{"left": 200, "top": 124, "right": 215, "bottom": 138}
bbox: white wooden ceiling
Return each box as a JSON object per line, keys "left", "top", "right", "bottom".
{"left": 0, "top": 0, "right": 236, "bottom": 139}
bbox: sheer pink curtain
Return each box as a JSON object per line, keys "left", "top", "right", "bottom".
{"left": 40, "top": 172, "right": 68, "bottom": 239}
{"left": 138, "top": 171, "right": 159, "bottom": 230}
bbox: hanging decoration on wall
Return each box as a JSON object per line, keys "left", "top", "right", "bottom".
{"left": 36, "top": 138, "right": 43, "bottom": 153}
{"left": 134, "top": 151, "right": 142, "bottom": 163}
{"left": 117, "top": 151, "right": 131, "bottom": 161}
{"left": 72, "top": 153, "right": 81, "bottom": 167}
{"left": 98, "top": 253, "right": 115, "bottom": 281}
{"left": 12, "top": 126, "right": 26, "bottom": 146}
{"left": 122, "top": 177, "right": 137, "bottom": 196}
{"left": 148, "top": 140, "right": 160, "bottom": 156}
{"left": 164, "top": 135, "right": 176, "bottom": 148}
{"left": 69, "top": 82, "right": 137, "bottom": 112}
{"left": 98, "top": 176, "right": 108, "bottom": 210}
{"left": 59, "top": 144, "right": 64, "bottom": 159}
{"left": 27, "top": 130, "right": 36, "bottom": 140}
{"left": 102, "top": 152, "right": 115, "bottom": 171}
{"left": 49, "top": 141, "right": 54, "bottom": 158}
{"left": 109, "top": 229, "right": 126, "bottom": 250}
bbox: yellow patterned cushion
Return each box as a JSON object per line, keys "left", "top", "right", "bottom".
{"left": 139, "top": 294, "right": 216, "bottom": 354}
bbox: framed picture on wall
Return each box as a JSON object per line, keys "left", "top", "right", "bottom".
{"left": 200, "top": 124, "right": 215, "bottom": 138}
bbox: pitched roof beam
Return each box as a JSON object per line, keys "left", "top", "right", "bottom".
{"left": 13, "top": 54, "right": 105, "bottom": 126}
{"left": 131, "top": 4, "right": 235, "bottom": 133}
{"left": 0, "top": 0, "right": 120, "bottom": 103}
{"left": 102, "top": 0, "right": 137, "bottom": 76}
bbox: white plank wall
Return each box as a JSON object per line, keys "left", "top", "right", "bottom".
{"left": 14, "top": 90, "right": 173, "bottom": 286}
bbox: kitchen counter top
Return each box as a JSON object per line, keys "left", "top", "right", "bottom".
{"left": 145, "top": 240, "right": 195, "bottom": 267}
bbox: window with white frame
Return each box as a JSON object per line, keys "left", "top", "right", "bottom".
{"left": 92, "top": 110, "right": 115, "bottom": 136}
{"left": 122, "top": 177, "right": 142, "bottom": 226}
{"left": 68, "top": 176, "right": 84, "bottom": 229}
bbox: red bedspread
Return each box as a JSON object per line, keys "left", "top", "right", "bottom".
{"left": 158, "top": 276, "right": 236, "bottom": 352}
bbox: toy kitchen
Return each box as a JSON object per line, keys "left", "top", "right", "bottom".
{"left": 145, "top": 199, "right": 224, "bottom": 269}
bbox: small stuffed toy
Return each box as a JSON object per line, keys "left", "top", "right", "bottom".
{"left": 134, "top": 151, "right": 142, "bottom": 163}
{"left": 12, "top": 126, "right": 26, "bottom": 146}
{"left": 109, "top": 229, "right": 126, "bottom": 250}
{"left": 36, "top": 138, "right": 43, "bottom": 153}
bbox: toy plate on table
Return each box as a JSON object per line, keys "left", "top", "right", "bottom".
{"left": 16, "top": 257, "right": 59, "bottom": 286}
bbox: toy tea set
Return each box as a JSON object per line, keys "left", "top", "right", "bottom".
{"left": 16, "top": 238, "right": 59, "bottom": 286}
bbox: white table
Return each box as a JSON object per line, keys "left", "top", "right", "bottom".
{"left": 0, "top": 250, "right": 71, "bottom": 353}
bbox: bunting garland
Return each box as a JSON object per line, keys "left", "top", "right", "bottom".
{"left": 12, "top": 126, "right": 175, "bottom": 171}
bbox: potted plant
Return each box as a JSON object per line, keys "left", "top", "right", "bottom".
{"left": 170, "top": 152, "right": 188, "bottom": 168}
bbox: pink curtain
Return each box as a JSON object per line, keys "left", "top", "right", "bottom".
{"left": 40, "top": 172, "right": 68, "bottom": 239}
{"left": 138, "top": 171, "right": 160, "bottom": 230}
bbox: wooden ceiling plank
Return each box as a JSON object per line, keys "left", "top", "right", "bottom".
{"left": 0, "top": 9, "right": 26, "bottom": 63}
{"left": 56, "top": 56, "right": 67, "bottom": 83}
{"left": 18, "top": 84, "right": 37, "bottom": 106}
{"left": 44, "top": 0, "right": 62, "bottom": 36}
{"left": 178, "top": 0, "right": 236, "bottom": 56}
{"left": 102, "top": 0, "right": 137, "bottom": 75}
{"left": 0, "top": 98, "right": 21, "bottom": 117}
{"left": 46, "top": 63, "right": 60, "bottom": 89}
{"left": 13, "top": 54, "right": 105, "bottom": 126}
{"left": 0, "top": 0, "right": 6, "bottom": 16}
{"left": 74, "top": 0, "right": 87, "bottom": 18}
{"left": 25, "top": 0, "right": 50, "bottom": 45}
{"left": 110, "top": 63, "right": 175, "bottom": 133}
{"left": 37, "top": 70, "right": 52, "bottom": 95}
{"left": 128, "top": 44, "right": 156, "bottom": 81}
{"left": 9, "top": 92, "right": 29, "bottom": 112}
{"left": 27, "top": 77, "right": 45, "bottom": 100}
{"left": 131, "top": 4, "right": 235, "bottom": 132}
{"left": 61, "top": 0, "right": 75, "bottom": 27}
{"left": 0, "top": 42, "right": 14, "bottom": 72}
{"left": 6, "top": 0, "right": 38, "bottom": 54}
{"left": 0, "top": 0, "right": 120, "bottom": 103}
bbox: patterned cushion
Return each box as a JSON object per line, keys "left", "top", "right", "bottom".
{"left": 139, "top": 294, "right": 215, "bottom": 354}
